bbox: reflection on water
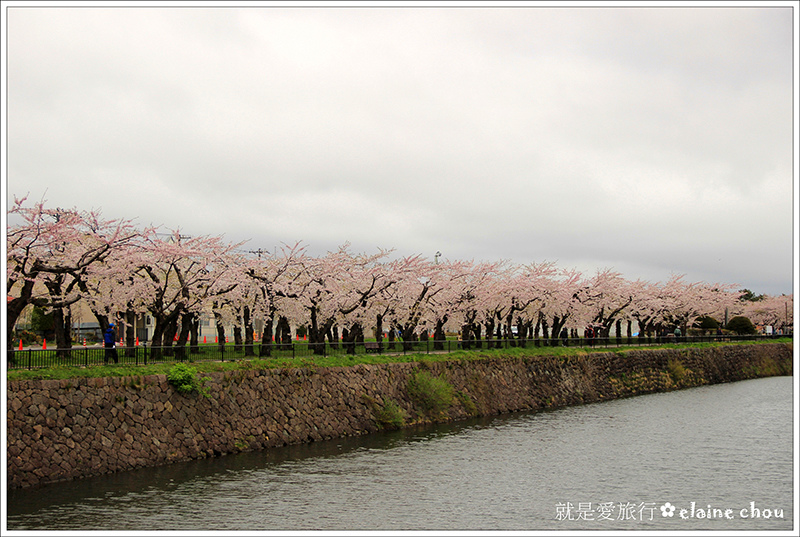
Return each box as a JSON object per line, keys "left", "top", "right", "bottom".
{"left": 6, "top": 376, "right": 794, "bottom": 531}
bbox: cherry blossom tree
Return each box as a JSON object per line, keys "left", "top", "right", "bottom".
{"left": 738, "top": 294, "right": 793, "bottom": 334}
{"left": 6, "top": 197, "right": 139, "bottom": 353}
{"left": 469, "top": 262, "right": 524, "bottom": 348}
{"left": 507, "top": 261, "right": 564, "bottom": 346}
{"left": 536, "top": 266, "right": 587, "bottom": 344}
{"left": 9, "top": 197, "right": 784, "bottom": 362}
{"left": 627, "top": 279, "right": 665, "bottom": 338}
{"left": 448, "top": 260, "right": 503, "bottom": 350}
{"left": 126, "top": 228, "right": 241, "bottom": 360}
{"left": 426, "top": 259, "right": 479, "bottom": 349}
{"left": 581, "top": 269, "right": 634, "bottom": 338}
{"left": 329, "top": 247, "right": 394, "bottom": 354}
{"left": 290, "top": 244, "right": 393, "bottom": 355}
{"left": 379, "top": 255, "right": 445, "bottom": 352}
{"left": 626, "top": 275, "right": 740, "bottom": 338}
{"left": 243, "top": 243, "right": 308, "bottom": 357}
{"left": 376, "top": 257, "right": 477, "bottom": 351}
{"left": 660, "top": 276, "right": 739, "bottom": 335}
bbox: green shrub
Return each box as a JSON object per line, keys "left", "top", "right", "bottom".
{"left": 666, "top": 358, "right": 686, "bottom": 384}
{"left": 726, "top": 316, "right": 756, "bottom": 335}
{"left": 695, "top": 315, "right": 720, "bottom": 331}
{"left": 16, "top": 330, "right": 41, "bottom": 346}
{"left": 167, "top": 363, "right": 209, "bottom": 397}
{"left": 407, "top": 370, "right": 454, "bottom": 417}
{"left": 374, "top": 398, "right": 406, "bottom": 430}
{"left": 455, "top": 390, "right": 478, "bottom": 416}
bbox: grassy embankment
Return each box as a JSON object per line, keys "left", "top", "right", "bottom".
{"left": 6, "top": 338, "right": 792, "bottom": 382}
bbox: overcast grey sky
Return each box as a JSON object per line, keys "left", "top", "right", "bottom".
{"left": 3, "top": 2, "right": 797, "bottom": 296}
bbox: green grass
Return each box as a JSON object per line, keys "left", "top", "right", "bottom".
{"left": 6, "top": 337, "right": 792, "bottom": 382}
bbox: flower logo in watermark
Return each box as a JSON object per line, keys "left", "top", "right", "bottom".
{"left": 660, "top": 502, "right": 676, "bottom": 517}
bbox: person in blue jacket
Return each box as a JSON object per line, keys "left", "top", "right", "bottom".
{"left": 104, "top": 323, "right": 118, "bottom": 364}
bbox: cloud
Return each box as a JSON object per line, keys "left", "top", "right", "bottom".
{"left": 4, "top": 4, "right": 795, "bottom": 296}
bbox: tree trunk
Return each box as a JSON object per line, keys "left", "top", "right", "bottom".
{"left": 397, "top": 321, "right": 417, "bottom": 352}
{"left": 7, "top": 279, "right": 36, "bottom": 352}
{"left": 233, "top": 324, "right": 243, "bottom": 353}
{"left": 243, "top": 306, "right": 255, "bottom": 356}
{"left": 470, "top": 323, "right": 482, "bottom": 349}
{"left": 308, "top": 313, "right": 333, "bottom": 356}
{"left": 149, "top": 318, "right": 166, "bottom": 361}
{"left": 343, "top": 323, "right": 362, "bottom": 355}
{"left": 375, "top": 314, "right": 384, "bottom": 352}
{"left": 52, "top": 306, "right": 72, "bottom": 358}
{"left": 163, "top": 317, "right": 179, "bottom": 357}
{"left": 308, "top": 307, "right": 325, "bottom": 356}
{"left": 550, "top": 315, "right": 568, "bottom": 347}
{"left": 175, "top": 313, "right": 192, "bottom": 361}
{"left": 341, "top": 327, "right": 350, "bottom": 352}
{"left": 483, "top": 319, "right": 495, "bottom": 349}
{"left": 460, "top": 324, "right": 472, "bottom": 351}
{"left": 328, "top": 325, "right": 340, "bottom": 350}
{"left": 504, "top": 314, "right": 517, "bottom": 348}
{"left": 215, "top": 317, "right": 226, "bottom": 352}
{"left": 259, "top": 316, "right": 274, "bottom": 357}
{"left": 125, "top": 310, "right": 137, "bottom": 357}
{"left": 517, "top": 317, "right": 531, "bottom": 346}
{"left": 43, "top": 276, "right": 72, "bottom": 358}
{"left": 189, "top": 315, "right": 200, "bottom": 354}
{"left": 433, "top": 316, "right": 447, "bottom": 351}
{"left": 527, "top": 319, "right": 535, "bottom": 342}
{"left": 276, "top": 316, "right": 292, "bottom": 349}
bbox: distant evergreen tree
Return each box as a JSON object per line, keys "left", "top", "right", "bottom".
{"left": 726, "top": 316, "right": 756, "bottom": 335}
{"left": 738, "top": 289, "right": 765, "bottom": 302}
{"left": 30, "top": 306, "right": 54, "bottom": 332}
{"left": 695, "top": 315, "right": 720, "bottom": 331}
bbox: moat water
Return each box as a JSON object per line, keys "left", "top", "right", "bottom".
{"left": 6, "top": 376, "right": 794, "bottom": 531}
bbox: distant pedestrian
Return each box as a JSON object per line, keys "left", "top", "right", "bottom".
{"left": 560, "top": 328, "right": 569, "bottom": 346}
{"left": 585, "top": 326, "right": 595, "bottom": 347}
{"left": 104, "top": 323, "right": 118, "bottom": 364}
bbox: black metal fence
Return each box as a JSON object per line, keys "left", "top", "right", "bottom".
{"left": 6, "top": 333, "right": 790, "bottom": 371}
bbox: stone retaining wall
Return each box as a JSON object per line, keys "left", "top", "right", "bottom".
{"left": 6, "top": 343, "right": 793, "bottom": 489}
